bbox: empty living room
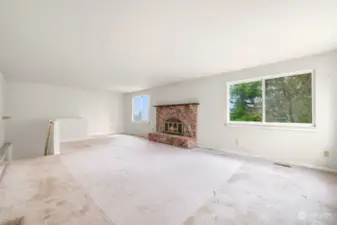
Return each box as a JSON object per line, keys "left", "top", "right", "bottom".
{"left": 1, "top": 0, "right": 337, "bottom": 224}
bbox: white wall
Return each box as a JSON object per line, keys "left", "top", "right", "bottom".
{"left": 0, "top": 73, "right": 6, "bottom": 147}
{"left": 6, "top": 82, "right": 123, "bottom": 159}
{"left": 124, "top": 51, "right": 337, "bottom": 170}
{"left": 57, "top": 118, "right": 88, "bottom": 142}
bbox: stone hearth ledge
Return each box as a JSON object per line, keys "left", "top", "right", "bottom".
{"left": 148, "top": 132, "right": 197, "bottom": 149}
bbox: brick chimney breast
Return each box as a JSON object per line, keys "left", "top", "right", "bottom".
{"left": 149, "top": 103, "right": 198, "bottom": 148}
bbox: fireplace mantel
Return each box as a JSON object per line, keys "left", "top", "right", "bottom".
{"left": 153, "top": 103, "right": 199, "bottom": 107}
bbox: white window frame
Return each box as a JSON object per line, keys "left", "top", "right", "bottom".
{"left": 132, "top": 95, "right": 150, "bottom": 123}
{"left": 226, "top": 69, "right": 316, "bottom": 129}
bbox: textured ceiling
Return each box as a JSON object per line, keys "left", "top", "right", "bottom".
{"left": 1, "top": 0, "right": 337, "bottom": 92}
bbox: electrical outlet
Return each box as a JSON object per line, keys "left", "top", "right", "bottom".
{"left": 323, "top": 151, "right": 329, "bottom": 158}
{"left": 235, "top": 138, "right": 239, "bottom": 146}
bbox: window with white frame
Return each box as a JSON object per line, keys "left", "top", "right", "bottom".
{"left": 227, "top": 71, "right": 314, "bottom": 126}
{"left": 132, "top": 95, "right": 149, "bottom": 122}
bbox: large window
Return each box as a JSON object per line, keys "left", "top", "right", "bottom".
{"left": 227, "top": 71, "right": 314, "bottom": 127}
{"left": 132, "top": 95, "right": 149, "bottom": 122}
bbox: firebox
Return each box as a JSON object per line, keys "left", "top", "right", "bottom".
{"left": 163, "top": 118, "right": 184, "bottom": 136}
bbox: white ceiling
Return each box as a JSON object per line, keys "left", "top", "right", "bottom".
{"left": 1, "top": 0, "right": 337, "bottom": 92}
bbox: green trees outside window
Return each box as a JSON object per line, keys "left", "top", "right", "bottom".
{"left": 229, "top": 72, "right": 313, "bottom": 124}
{"left": 230, "top": 81, "right": 262, "bottom": 122}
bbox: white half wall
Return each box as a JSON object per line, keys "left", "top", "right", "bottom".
{"left": 57, "top": 118, "right": 88, "bottom": 142}
{"left": 124, "top": 51, "right": 337, "bottom": 170}
{"left": 0, "top": 72, "right": 6, "bottom": 147}
{"left": 6, "top": 82, "right": 123, "bottom": 159}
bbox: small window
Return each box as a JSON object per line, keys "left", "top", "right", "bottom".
{"left": 228, "top": 71, "right": 314, "bottom": 127}
{"left": 132, "top": 95, "right": 149, "bottom": 122}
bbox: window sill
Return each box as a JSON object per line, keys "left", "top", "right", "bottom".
{"left": 132, "top": 121, "right": 151, "bottom": 124}
{"left": 225, "top": 122, "right": 316, "bottom": 131}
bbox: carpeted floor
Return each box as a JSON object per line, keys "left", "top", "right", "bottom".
{"left": 1, "top": 134, "right": 336, "bottom": 225}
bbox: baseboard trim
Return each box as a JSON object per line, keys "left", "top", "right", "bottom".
{"left": 122, "top": 133, "right": 149, "bottom": 139}
{"left": 288, "top": 162, "right": 337, "bottom": 174}
{"left": 197, "top": 144, "right": 337, "bottom": 174}
{"left": 60, "top": 133, "right": 121, "bottom": 143}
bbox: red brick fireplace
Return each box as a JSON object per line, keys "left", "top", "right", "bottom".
{"left": 148, "top": 103, "right": 198, "bottom": 148}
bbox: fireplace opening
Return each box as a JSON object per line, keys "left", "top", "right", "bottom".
{"left": 163, "top": 118, "right": 184, "bottom": 136}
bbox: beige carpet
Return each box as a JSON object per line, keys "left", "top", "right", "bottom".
{"left": 1, "top": 135, "right": 336, "bottom": 225}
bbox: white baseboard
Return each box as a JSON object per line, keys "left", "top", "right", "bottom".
{"left": 88, "top": 132, "right": 119, "bottom": 136}
{"left": 122, "top": 133, "right": 149, "bottom": 139}
{"left": 287, "top": 162, "right": 337, "bottom": 174}
{"left": 60, "top": 133, "right": 120, "bottom": 143}
{"left": 197, "top": 144, "right": 337, "bottom": 174}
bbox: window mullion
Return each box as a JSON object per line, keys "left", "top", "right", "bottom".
{"left": 262, "top": 78, "right": 266, "bottom": 124}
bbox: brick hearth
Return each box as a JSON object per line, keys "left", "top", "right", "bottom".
{"left": 148, "top": 103, "right": 198, "bottom": 148}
